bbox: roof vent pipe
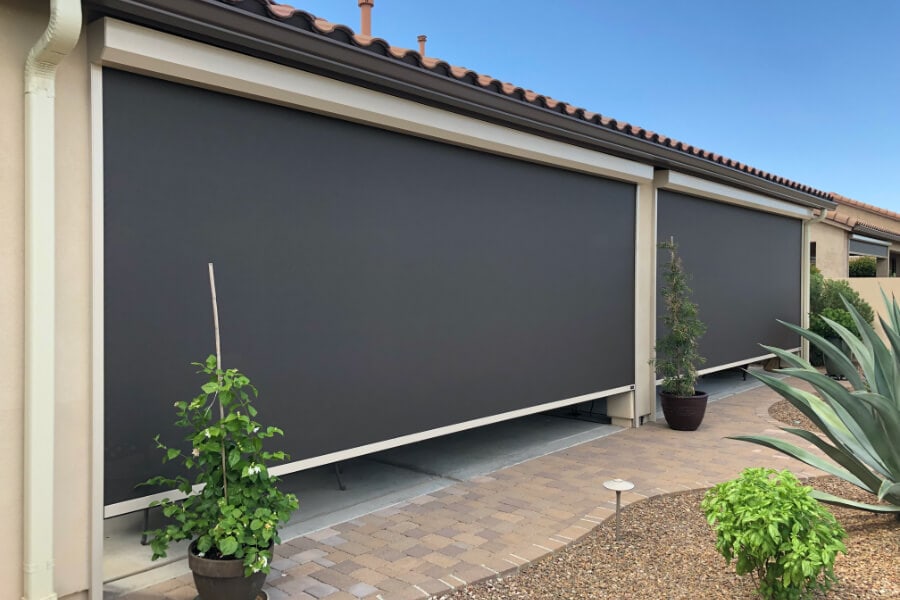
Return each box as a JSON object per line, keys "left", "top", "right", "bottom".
{"left": 417, "top": 34, "right": 427, "bottom": 56}
{"left": 358, "top": 0, "right": 373, "bottom": 37}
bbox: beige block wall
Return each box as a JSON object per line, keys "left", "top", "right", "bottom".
{"left": 1, "top": 0, "right": 92, "bottom": 598}
{"left": 809, "top": 220, "right": 848, "bottom": 278}
{"left": 838, "top": 277, "right": 900, "bottom": 343}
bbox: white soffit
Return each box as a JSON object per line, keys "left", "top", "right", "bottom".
{"left": 89, "top": 18, "right": 654, "bottom": 184}
{"left": 655, "top": 170, "right": 815, "bottom": 219}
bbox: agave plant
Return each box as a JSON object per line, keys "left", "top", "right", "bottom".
{"left": 732, "top": 290, "right": 900, "bottom": 513}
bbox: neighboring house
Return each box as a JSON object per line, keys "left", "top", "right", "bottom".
{"left": 3, "top": 1, "right": 838, "bottom": 599}
{"left": 810, "top": 193, "right": 900, "bottom": 278}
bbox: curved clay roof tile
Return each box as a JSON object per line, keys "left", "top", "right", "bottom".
{"left": 267, "top": 4, "right": 298, "bottom": 18}
{"left": 225, "top": 0, "right": 833, "bottom": 200}
{"left": 387, "top": 46, "right": 409, "bottom": 59}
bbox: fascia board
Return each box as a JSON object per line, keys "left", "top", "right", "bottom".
{"left": 655, "top": 170, "right": 816, "bottom": 219}
{"left": 90, "top": 17, "right": 653, "bottom": 183}
{"left": 84, "top": 0, "right": 835, "bottom": 210}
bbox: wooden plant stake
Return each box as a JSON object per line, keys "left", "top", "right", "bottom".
{"left": 208, "top": 262, "right": 228, "bottom": 502}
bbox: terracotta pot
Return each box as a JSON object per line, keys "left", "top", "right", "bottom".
{"left": 188, "top": 542, "right": 267, "bottom": 600}
{"left": 659, "top": 390, "right": 709, "bottom": 431}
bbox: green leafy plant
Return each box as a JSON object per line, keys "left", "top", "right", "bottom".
{"left": 654, "top": 238, "right": 706, "bottom": 396}
{"left": 849, "top": 256, "right": 877, "bottom": 278}
{"left": 733, "top": 292, "right": 900, "bottom": 513}
{"left": 141, "top": 356, "right": 299, "bottom": 575}
{"left": 808, "top": 307, "right": 856, "bottom": 339}
{"left": 809, "top": 270, "right": 874, "bottom": 324}
{"left": 808, "top": 270, "right": 873, "bottom": 366}
{"left": 702, "top": 468, "right": 846, "bottom": 600}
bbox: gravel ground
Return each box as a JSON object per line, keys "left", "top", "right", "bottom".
{"left": 769, "top": 398, "right": 821, "bottom": 433}
{"left": 442, "top": 403, "right": 899, "bottom": 599}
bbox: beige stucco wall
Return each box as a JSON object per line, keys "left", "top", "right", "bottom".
{"left": 838, "top": 277, "right": 900, "bottom": 343}
{"left": 1, "top": 0, "right": 92, "bottom": 598}
{"left": 809, "top": 220, "right": 848, "bottom": 278}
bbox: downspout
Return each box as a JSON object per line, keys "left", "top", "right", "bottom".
{"left": 800, "top": 209, "right": 828, "bottom": 361}
{"left": 23, "top": 2, "right": 82, "bottom": 600}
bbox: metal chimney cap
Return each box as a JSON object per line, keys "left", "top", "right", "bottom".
{"left": 603, "top": 478, "right": 635, "bottom": 492}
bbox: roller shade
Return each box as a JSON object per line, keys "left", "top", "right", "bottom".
{"left": 102, "top": 68, "right": 637, "bottom": 507}
{"left": 657, "top": 190, "right": 802, "bottom": 371}
{"left": 849, "top": 235, "right": 889, "bottom": 258}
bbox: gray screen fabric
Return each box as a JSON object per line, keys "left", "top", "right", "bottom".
{"left": 656, "top": 190, "right": 802, "bottom": 371}
{"left": 103, "top": 68, "right": 636, "bottom": 506}
{"left": 849, "top": 238, "right": 889, "bottom": 258}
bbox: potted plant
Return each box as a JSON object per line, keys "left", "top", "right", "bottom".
{"left": 142, "top": 355, "right": 299, "bottom": 600}
{"left": 655, "top": 238, "right": 708, "bottom": 430}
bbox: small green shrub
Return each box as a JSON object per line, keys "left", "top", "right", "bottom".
{"left": 809, "top": 267, "right": 823, "bottom": 306}
{"left": 810, "top": 277, "right": 874, "bottom": 324}
{"left": 849, "top": 256, "right": 877, "bottom": 277}
{"left": 808, "top": 307, "right": 857, "bottom": 339}
{"left": 808, "top": 272, "right": 874, "bottom": 365}
{"left": 701, "top": 468, "right": 846, "bottom": 600}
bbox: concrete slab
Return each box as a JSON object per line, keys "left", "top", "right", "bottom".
{"left": 104, "top": 404, "right": 620, "bottom": 595}
{"left": 107, "top": 365, "right": 778, "bottom": 597}
{"left": 370, "top": 413, "right": 620, "bottom": 481}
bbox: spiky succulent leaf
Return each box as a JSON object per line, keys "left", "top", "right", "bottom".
{"left": 878, "top": 480, "right": 900, "bottom": 502}
{"left": 765, "top": 369, "right": 893, "bottom": 475}
{"left": 777, "top": 427, "right": 882, "bottom": 494}
{"left": 736, "top": 293, "right": 900, "bottom": 513}
{"left": 879, "top": 288, "right": 900, "bottom": 339}
{"left": 729, "top": 434, "right": 870, "bottom": 487}
{"left": 759, "top": 344, "right": 816, "bottom": 371}
{"left": 819, "top": 316, "right": 873, "bottom": 384}
{"left": 812, "top": 489, "right": 900, "bottom": 513}
{"left": 775, "top": 320, "right": 864, "bottom": 390}
{"left": 745, "top": 370, "right": 858, "bottom": 449}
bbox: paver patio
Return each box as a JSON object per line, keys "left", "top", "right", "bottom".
{"left": 121, "top": 380, "right": 820, "bottom": 600}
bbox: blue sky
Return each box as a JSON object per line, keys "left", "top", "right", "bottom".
{"left": 304, "top": 1, "right": 899, "bottom": 211}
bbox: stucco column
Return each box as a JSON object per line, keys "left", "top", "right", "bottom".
{"left": 608, "top": 182, "right": 655, "bottom": 427}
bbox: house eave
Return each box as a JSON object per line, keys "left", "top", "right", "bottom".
{"left": 83, "top": 0, "right": 835, "bottom": 211}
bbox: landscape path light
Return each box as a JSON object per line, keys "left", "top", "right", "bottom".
{"left": 603, "top": 478, "right": 634, "bottom": 541}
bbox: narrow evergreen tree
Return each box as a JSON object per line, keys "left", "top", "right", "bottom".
{"left": 655, "top": 238, "right": 706, "bottom": 396}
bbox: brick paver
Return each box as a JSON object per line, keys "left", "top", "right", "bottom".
{"left": 122, "top": 381, "right": 822, "bottom": 600}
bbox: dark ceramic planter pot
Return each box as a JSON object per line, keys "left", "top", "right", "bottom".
{"left": 660, "top": 390, "right": 709, "bottom": 431}
{"left": 188, "top": 542, "right": 267, "bottom": 600}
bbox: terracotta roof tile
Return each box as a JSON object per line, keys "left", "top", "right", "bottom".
{"left": 228, "top": 0, "right": 834, "bottom": 200}
{"left": 267, "top": 3, "right": 295, "bottom": 18}
{"left": 854, "top": 219, "right": 900, "bottom": 240}
{"left": 832, "top": 193, "right": 900, "bottom": 221}
{"left": 822, "top": 210, "right": 900, "bottom": 242}
{"left": 824, "top": 210, "right": 857, "bottom": 228}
